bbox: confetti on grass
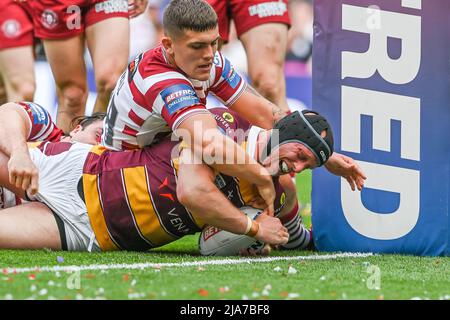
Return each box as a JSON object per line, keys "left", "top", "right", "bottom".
{"left": 287, "top": 266, "right": 297, "bottom": 274}
{"left": 197, "top": 288, "right": 209, "bottom": 297}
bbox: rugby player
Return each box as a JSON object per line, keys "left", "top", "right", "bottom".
{"left": 24, "top": 0, "right": 147, "bottom": 132}
{"left": 102, "top": 0, "right": 288, "bottom": 215}
{"left": 207, "top": 0, "right": 291, "bottom": 112}
{"left": 0, "top": 108, "right": 365, "bottom": 253}
{"left": 0, "top": 0, "right": 35, "bottom": 102}
{"left": 0, "top": 101, "right": 104, "bottom": 209}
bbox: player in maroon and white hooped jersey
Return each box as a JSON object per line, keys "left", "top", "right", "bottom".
{"left": 102, "top": 46, "right": 248, "bottom": 151}
{"left": 102, "top": 0, "right": 288, "bottom": 216}
{"left": 0, "top": 101, "right": 104, "bottom": 209}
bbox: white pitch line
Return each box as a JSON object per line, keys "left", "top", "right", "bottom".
{"left": 2, "top": 252, "right": 373, "bottom": 274}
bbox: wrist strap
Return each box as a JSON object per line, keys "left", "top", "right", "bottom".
{"left": 244, "top": 215, "right": 252, "bottom": 235}
{"left": 245, "top": 217, "right": 260, "bottom": 238}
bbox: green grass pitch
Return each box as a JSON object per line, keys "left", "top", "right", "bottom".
{"left": 0, "top": 172, "right": 448, "bottom": 300}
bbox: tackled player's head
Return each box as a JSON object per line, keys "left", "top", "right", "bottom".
{"left": 162, "top": 0, "right": 220, "bottom": 81}
{"left": 261, "top": 110, "right": 334, "bottom": 176}
{"left": 68, "top": 112, "right": 106, "bottom": 145}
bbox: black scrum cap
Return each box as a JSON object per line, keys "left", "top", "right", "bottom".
{"left": 262, "top": 110, "right": 334, "bottom": 167}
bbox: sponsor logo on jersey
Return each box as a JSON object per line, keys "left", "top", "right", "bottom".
{"left": 161, "top": 84, "right": 200, "bottom": 115}
{"left": 280, "top": 192, "right": 286, "bottom": 206}
{"left": 41, "top": 9, "right": 58, "bottom": 30}
{"left": 214, "top": 174, "right": 227, "bottom": 189}
{"left": 222, "top": 112, "right": 234, "bottom": 123}
{"left": 127, "top": 53, "right": 143, "bottom": 83}
{"left": 202, "top": 225, "right": 221, "bottom": 241}
{"left": 1, "top": 19, "right": 21, "bottom": 38}
{"left": 214, "top": 114, "right": 232, "bottom": 131}
{"left": 26, "top": 103, "right": 49, "bottom": 125}
{"left": 95, "top": 0, "right": 128, "bottom": 14}
{"left": 248, "top": 1, "right": 287, "bottom": 18}
{"left": 222, "top": 59, "right": 241, "bottom": 89}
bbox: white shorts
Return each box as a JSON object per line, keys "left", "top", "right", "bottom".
{"left": 29, "top": 142, "right": 101, "bottom": 252}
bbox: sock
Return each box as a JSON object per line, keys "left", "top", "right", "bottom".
{"left": 280, "top": 202, "right": 312, "bottom": 250}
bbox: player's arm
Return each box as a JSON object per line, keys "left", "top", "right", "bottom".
{"left": 0, "top": 102, "right": 32, "bottom": 157}
{"left": 176, "top": 148, "right": 289, "bottom": 246}
{"left": 228, "top": 84, "right": 287, "bottom": 129}
{"left": 0, "top": 102, "right": 40, "bottom": 195}
{"left": 176, "top": 112, "right": 276, "bottom": 215}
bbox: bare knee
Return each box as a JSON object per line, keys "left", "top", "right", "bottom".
{"left": 16, "top": 82, "right": 35, "bottom": 101}
{"left": 251, "top": 66, "right": 284, "bottom": 103}
{"left": 95, "top": 66, "right": 123, "bottom": 97}
{"left": 8, "top": 76, "right": 35, "bottom": 101}
{"left": 58, "top": 83, "right": 87, "bottom": 110}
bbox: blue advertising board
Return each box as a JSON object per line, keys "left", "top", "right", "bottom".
{"left": 312, "top": 0, "right": 449, "bottom": 255}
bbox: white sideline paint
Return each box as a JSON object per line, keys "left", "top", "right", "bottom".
{"left": 3, "top": 253, "right": 373, "bottom": 274}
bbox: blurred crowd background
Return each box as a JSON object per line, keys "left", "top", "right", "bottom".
{"left": 29, "top": 0, "right": 314, "bottom": 119}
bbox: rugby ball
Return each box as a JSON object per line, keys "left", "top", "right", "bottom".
{"left": 198, "top": 206, "right": 265, "bottom": 256}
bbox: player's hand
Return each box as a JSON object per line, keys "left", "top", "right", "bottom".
{"left": 8, "top": 151, "right": 39, "bottom": 196}
{"left": 129, "top": 0, "right": 148, "bottom": 18}
{"left": 254, "top": 214, "right": 289, "bottom": 246}
{"left": 254, "top": 174, "right": 275, "bottom": 216}
{"left": 325, "top": 153, "right": 366, "bottom": 191}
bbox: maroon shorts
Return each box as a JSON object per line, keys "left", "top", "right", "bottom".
{"left": 0, "top": 1, "right": 34, "bottom": 50}
{"left": 208, "top": 0, "right": 291, "bottom": 42}
{"left": 31, "top": 0, "right": 129, "bottom": 40}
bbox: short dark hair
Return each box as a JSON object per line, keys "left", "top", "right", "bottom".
{"left": 70, "top": 112, "right": 106, "bottom": 131}
{"left": 163, "top": 0, "right": 218, "bottom": 38}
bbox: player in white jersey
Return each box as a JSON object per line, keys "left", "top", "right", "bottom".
{"left": 101, "top": 0, "right": 288, "bottom": 215}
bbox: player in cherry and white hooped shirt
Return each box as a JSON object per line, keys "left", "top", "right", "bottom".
{"left": 0, "top": 101, "right": 104, "bottom": 209}
{"left": 102, "top": 47, "right": 247, "bottom": 150}
{"left": 102, "top": 0, "right": 288, "bottom": 216}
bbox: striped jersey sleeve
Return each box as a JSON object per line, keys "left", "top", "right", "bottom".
{"left": 17, "top": 102, "right": 63, "bottom": 142}
{"left": 209, "top": 51, "right": 247, "bottom": 106}
{"left": 101, "top": 47, "right": 211, "bottom": 150}
{"left": 144, "top": 77, "right": 209, "bottom": 130}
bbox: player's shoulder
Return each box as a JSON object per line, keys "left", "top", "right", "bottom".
{"left": 138, "top": 46, "right": 189, "bottom": 81}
